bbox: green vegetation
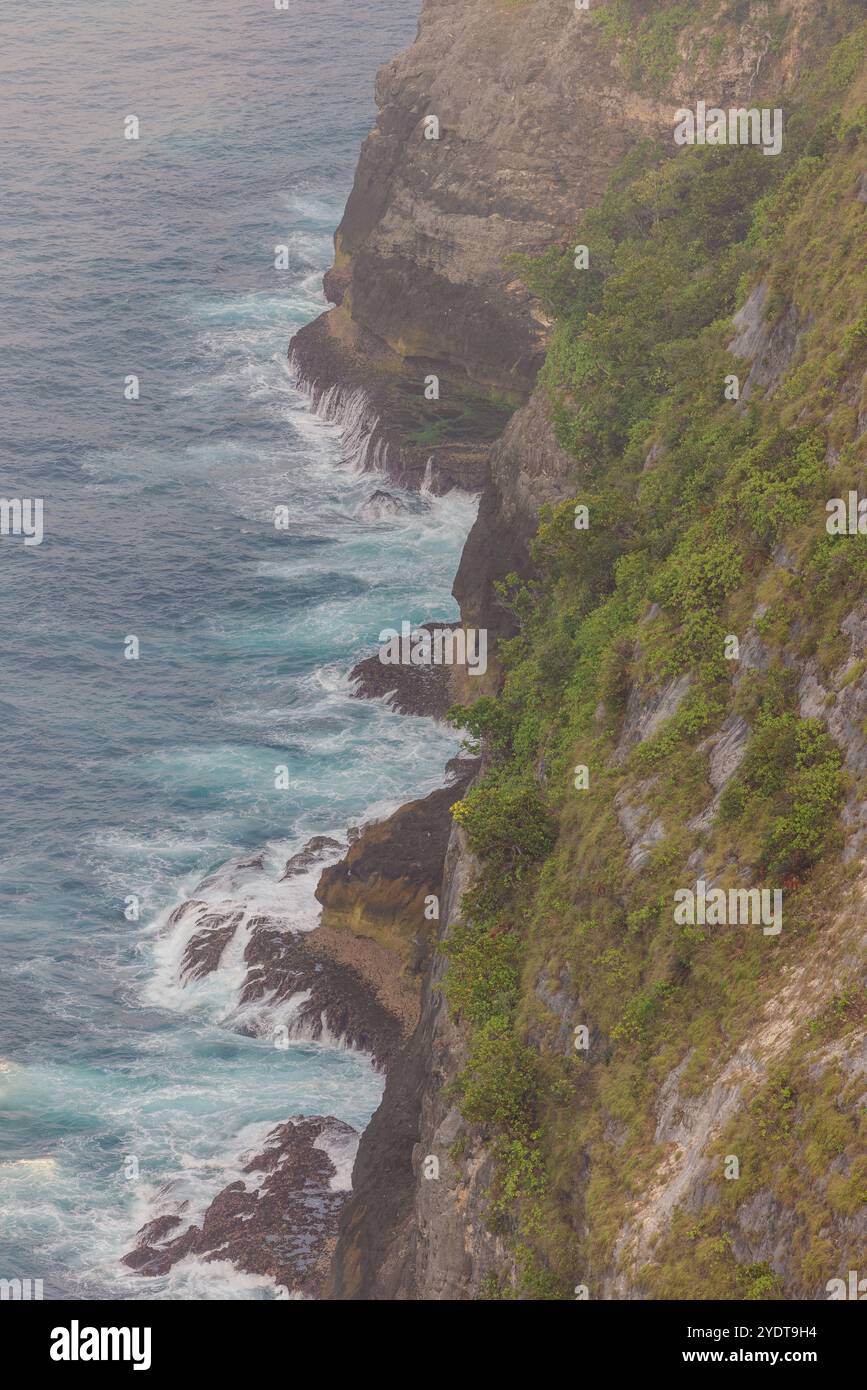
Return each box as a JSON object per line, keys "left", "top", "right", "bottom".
{"left": 588, "top": 0, "right": 854, "bottom": 97}
{"left": 440, "top": 22, "right": 867, "bottom": 1298}
{"left": 719, "top": 711, "right": 844, "bottom": 876}
{"left": 591, "top": 1, "right": 694, "bottom": 92}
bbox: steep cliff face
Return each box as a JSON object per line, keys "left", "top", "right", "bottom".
{"left": 314, "top": 767, "right": 477, "bottom": 1037}
{"left": 325, "top": 822, "right": 504, "bottom": 1298}
{"left": 315, "top": 0, "right": 867, "bottom": 1300}
{"left": 454, "top": 384, "right": 578, "bottom": 637}
{"left": 291, "top": 0, "right": 823, "bottom": 492}
{"left": 320, "top": 0, "right": 638, "bottom": 394}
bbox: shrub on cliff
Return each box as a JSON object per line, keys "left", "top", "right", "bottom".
{"left": 456, "top": 1018, "right": 539, "bottom": 1134}
{"left": 720, "top": 713, "right": 844, "bottom": 877}
{"left": 442, "top": 920, "right": 521, "bottom": 1028}
{"left": 451, "top": 776, "right": 557, "bottom": 879}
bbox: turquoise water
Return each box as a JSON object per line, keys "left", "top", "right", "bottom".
{"left": 0, "top": 0, "right": 471, "bottom": 1298}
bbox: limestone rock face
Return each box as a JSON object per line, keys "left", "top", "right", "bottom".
{"left": 328, "top": 0, "right": 634, "bottom": 394}
{"left": 454, "top": 385, "right": 578, "bottom": 636}
{"left": 326, "top": 820, "right": 508, "bottom": 1299}
{"left": 315, "top": 761, "right": 479, "bottom": 998}
{"left": 729, "top": 278, "right": 809, "bottom": 401}
{"left": 314, "top": 0, "right": 811, "bottom": 393}
{"left": 291, "top": 0, "right": 815, "bottom": 493}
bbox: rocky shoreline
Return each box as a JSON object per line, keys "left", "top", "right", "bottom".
{"left": 122, "top": 758, "right": 478, "bottom": 1293}
{"left": 275, "top": 0, "right": 842, "bottom": 1302}
{"left": 288, "top": 325, "right": 497, "bottom": 496}
{"left": 129, "top": 0, "right": 851, "bottom": 1302}
{"left": 123, "top": 1116, "right": 357, "bottom": 1298}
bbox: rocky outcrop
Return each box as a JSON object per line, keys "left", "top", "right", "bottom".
{"left": 123, "top": 1116, "right": 357, "bottom": 1298}
{"left": 170, "top": 841, "right": 408, "bottom": 1071}
{"left": 688, "top": 713, "right": 751, "bottom": 831}
{"left": 293, "top": 0, "right": 660, "bottom": 451}
{"left": 327, "top": 819, "right": 507, "bottom": 1299}
{"left": 615, "top": 781, "right": 667, "bottom": 874}
{"left": 280, "top": 836, "right": 344, "bottom": 881}
{"left": 290, "top": 0, "right": 822, "bottom": 503}
{"left": 729, "top": 278, "right": 808, "bottom": 402}
{"left": 615, "top": 671, "right": 693, "bottom": 761}
{"left": 129, "top": 777, "right": 488, "bottom": 1298}
{"left": 180, "top": 907, "right": 243, "bottom": 982}
{"left": 356, "top": 488, "right": 408, "bottom": 521}
{"left": 238, "top": 918, "right": 406, "bottom": 1070}
{"left": 348, "top": 621, "right": 461, "bottom": 717}
{"left": 289, "top": 325, "right": 496, "bottom": 494}
{"left": 799, "top": 602, "right": 867, "bottom": 861}
{"left": 298, "top": 0, "right": 810, "bottom": 392}
{"left": 454, "top": 386, "right": 578, "bottom": 637}
{"left": 315, "top": 761, "right": 479, "bottom": 1032}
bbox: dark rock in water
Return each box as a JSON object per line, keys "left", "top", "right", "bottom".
{"left": 180, "top": 909, "right": 244, "bottom": 982}
{"left": 173, "top": 770, "right": 481, "bottom": 1066}
{"left": 167, "top": 898, "right": 205, "bottom": 929}
{"left": 167, "top": 833, "right": 410, "bottom": 1066}
{"left": 192, "top": 852, "right": 269, "bottom": 901}
{"left": 239, "top": 919, "right": 404, "bottom": 1071}
{"left": 233, "top": 852, "right": 267, "bottom": 872}
{"left": 280, "top": 835, "right": 344, "bottom": 881}
{"left": 174, "top": 833, "right": 343, "bottom": 985}
{"left": 349, "top": 621, "right": 461, "bottom": 718}
{"left": 128, "top": 1212, "right": 186, "bottom": 1251}
{"left": 358, "top": 489, "right": 406, "bottom": 520}
{"left": 122, "top": 1116, "right": 357, "bottom": 1299}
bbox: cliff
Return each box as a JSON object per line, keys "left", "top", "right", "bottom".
{"left": 298, "top": 0, "right": 867, "bottom": 1300}
{"left": 290, "top": 0, "right": 824, "bottom": 494}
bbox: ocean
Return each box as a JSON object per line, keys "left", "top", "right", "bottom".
{"left": 0, "top": 0, "right": 473, "bottom": 1299}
